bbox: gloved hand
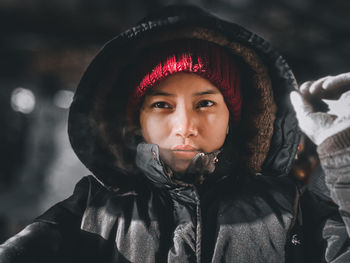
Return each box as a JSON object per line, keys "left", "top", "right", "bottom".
{"left": 290, "top": 72, "right": 350, "bottom": 145}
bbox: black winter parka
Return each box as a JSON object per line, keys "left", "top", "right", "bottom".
{"left": 1, "top": 5, "right": 350, "bottom": 263}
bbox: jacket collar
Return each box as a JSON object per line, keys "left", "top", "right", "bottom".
{"left": 135, "top": 143, "right": 221, "bottom": 188}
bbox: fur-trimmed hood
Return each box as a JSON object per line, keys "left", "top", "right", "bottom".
{"left": 68, "top": 5, "right": 301, "bottom": 190}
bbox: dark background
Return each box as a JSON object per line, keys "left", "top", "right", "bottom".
{"left": 1, "top": 0, "right": 349, "bottom": 242}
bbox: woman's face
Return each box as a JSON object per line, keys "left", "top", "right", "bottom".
{"left": 139, "top": 72, "right": 230, "bottom": 172}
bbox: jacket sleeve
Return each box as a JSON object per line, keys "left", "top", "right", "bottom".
{"left": 0, "top": 175, "right": 92, "bottom": 263}
{"left": 317, "top": 128, "right": 350, "bottom": 262}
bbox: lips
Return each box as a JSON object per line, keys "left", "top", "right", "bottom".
{"left": 172, "top": 145, "right": 201, "bottom": 159}
{"left": 172, "top": 145, "right": 200, "bottom": 151}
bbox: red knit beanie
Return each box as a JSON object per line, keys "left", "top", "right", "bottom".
{"left": 127, "top": 39, "right": 241, "bottom": 125}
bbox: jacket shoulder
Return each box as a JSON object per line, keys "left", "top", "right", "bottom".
{"left": 0, "top": 222, "right": 64, "bottom": 263}
{"left": 0, "top": 175, "right": 101, "bottom": 263}
{"left": 36, "top": 175, "right": 99, "bottom": 225}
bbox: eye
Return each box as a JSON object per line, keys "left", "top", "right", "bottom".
{"left": 151, "top": 101, "right": 172, "bottom": 109}
{"left": 196, "top": 100, "right": 215, "bottom": 108}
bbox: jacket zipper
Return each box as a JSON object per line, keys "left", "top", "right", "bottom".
{"left": 193, "top": 187, "right": 202, "bottom": 263}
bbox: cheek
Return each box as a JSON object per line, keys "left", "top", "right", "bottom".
{"left": 140, "top": 113, "right": 170, "bottom": 145}
{"left": 201, "top": 110, "right": 229, "bottom": 151}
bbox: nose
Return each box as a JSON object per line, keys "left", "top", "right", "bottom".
{"left": 172, "top": 106, "right": 198, "bottom": 139}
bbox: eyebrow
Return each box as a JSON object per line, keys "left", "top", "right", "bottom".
{"left": 193, "top": 89, "right": 220, "bottom": 96}
{"left": 148, "top": 91, "right": 174, "bottom": 97}
{"left": 148, "top": 89, "right": 219, "bottom": 97}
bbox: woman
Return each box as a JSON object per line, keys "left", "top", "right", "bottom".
{"left": 1, "top": 5, "right": 350, "bottom": 263}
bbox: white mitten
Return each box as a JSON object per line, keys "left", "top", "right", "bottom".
{"left": 290, "top": 73, "right": 350, "bottom": 145}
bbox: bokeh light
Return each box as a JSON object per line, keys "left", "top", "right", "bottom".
{"left": 10, "top": 87, "right": 36, "bottom": 114}
{"left": 53, "top": 89, "right": 74, "bottom": 109}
